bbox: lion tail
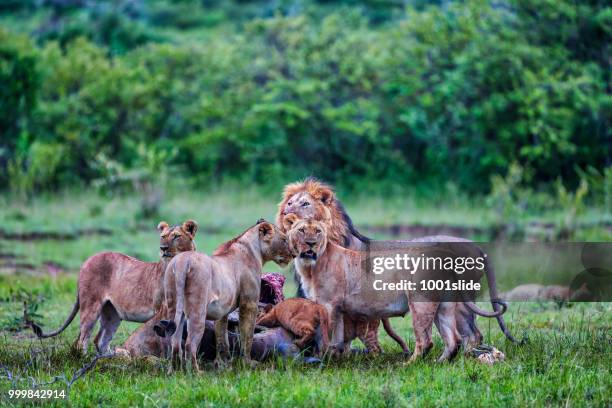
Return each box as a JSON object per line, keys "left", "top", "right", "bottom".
{"left": 172, "top": 259, "right": 189, "bottom": 337}
{"left": 459, "top": 257, "right": 518, "bottom": 342}
{"left": 484, "top": 257, "right": 518, "bottom": 342}
{"left": 381, "top": 318, "right": 410, "bottom": 354}
{"left": 463, "top": 300, "right": 507, "bottom": 317}
{"left": 28, "top": 294, "right": 79, "bottom": 338}
{"left": 317, "top": 305, "right": 330, "bottom": 353}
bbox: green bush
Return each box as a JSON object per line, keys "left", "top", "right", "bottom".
{"left": 0, "top": 29, "right": 38, "bottom": 182}
{"left": 0, "top": 0, "right": 609, "bottom": 194}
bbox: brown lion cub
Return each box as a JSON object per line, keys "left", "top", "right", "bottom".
{"left": 164, "top": 219, "right": 294, "bottom": 372}
{"left": 256, "top": 298, "right": 330, "bottom": 353}
{"left": 29, "top": 220, "right": 198, "bottom": 354}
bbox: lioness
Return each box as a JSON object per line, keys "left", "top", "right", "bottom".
{"left": 277, "top": 177, "right": 516, "bottom": 349}
{"left": 282, "top": 213, "right": 409, "bottom": 354}
{"left": 164, "top": 220, "right": 294, "bottom": 371}
{"left": 256, "top": 298, "right": 330, "bottom": 353}
{"left": 289, "top": 219, "right": 507, "bottom": 362}
{"left": 29, "top": 220, "right": 198, "bottom": 354}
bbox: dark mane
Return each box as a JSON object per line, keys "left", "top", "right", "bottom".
{"left": 335, "top": 199, "right": 371, "bottom": 245}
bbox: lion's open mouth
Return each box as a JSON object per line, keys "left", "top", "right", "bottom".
{"left": 300, "top": 250, "right": 317, "bottom": 260}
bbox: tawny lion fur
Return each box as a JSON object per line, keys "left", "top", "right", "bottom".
{"left": 277, "top": 180, "right": 409, "bottom": 354}
{"left": 288, "top": 219, "right": 507, "bottom": 362}
{"left": 256, "top": 298, "right": 330, "bottom": 353}
{"left": 164, "top": 221, "right": 294, "bottom": 372}
{"left": 277, "top": 177, "right": 516, "bottom": 349}
{"left": 29, "top": 220, "right": 198, "bottom": 354}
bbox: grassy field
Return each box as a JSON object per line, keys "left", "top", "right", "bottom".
{"left": 0, "top": 187, "right": 611, "bottom": 406}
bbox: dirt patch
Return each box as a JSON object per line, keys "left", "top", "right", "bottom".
{"left": 43, "top": 261, "right": 67, "bottom": 277}
{"left": 0, "top": 228, "right": 112, "bottom": 241}
{"left": 0, "top": 252, "right": 68, "bottom": 276}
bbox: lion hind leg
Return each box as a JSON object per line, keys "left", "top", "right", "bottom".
{"left": 361, "top": 320, "right": 382, "bottom": 353}
{"left": 76, "top": 301, "right": 103, "bottom": 355}
{"left": 96, "top": 302, "right": 122, "bottom": 353}
{"left": 186, "top": 318, "right": 205, "bottom": 373}
{"left": 434, "top": 303, "right": 459, "bottom": 362}
{"left": 408, "top": 302, "right": 436, "bottom": 363}
{"left": 292, "top": 323, "right": 316, "bottom": 349}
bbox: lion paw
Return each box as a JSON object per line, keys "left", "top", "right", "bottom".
{"left": 213, "top": 358, "right": 229, "bottom": 370}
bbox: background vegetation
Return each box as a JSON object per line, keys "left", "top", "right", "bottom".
{"left": 1, "top": 0, "right": 610, "bottom": 196}
{"left": 0, "top": 1, "right": 610, "bottom": 406}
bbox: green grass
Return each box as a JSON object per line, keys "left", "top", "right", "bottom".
{"left": 1, "top": 187, "right": 611, "bottom": 406}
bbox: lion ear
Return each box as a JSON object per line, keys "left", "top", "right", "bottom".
{"left": 157, "top": 221, "right": 169, "bottom": 232}
{"left": 182, "top": 220, "right": 198, "bottom": 237}
{"left": 283, "top": 214, "right": 298, "bottom": 231}
{"left": 318, "top": 187, "right": 334, "bottom": 205}
{"left": 259, "top": 222, "right": 274, "bottom": 239}
{"left": 264, "top": 304, "right": 274, "bottom": 313}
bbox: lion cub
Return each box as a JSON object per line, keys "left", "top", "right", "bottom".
{"left": 256, "top": 298, "right": 330, "bottom": 354}
{"left": 164, "top": 219, "right": 294, "bottom": 372}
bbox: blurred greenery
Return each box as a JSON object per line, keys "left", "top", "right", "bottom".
{"left": 0, "top": 0, "right": 610, "bottom": 196}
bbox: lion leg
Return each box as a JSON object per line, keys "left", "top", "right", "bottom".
{"left": 95, "top": 302, "right": 122, "bottom": 353}
{"left": 326, "top": 305, "right": 344, "bottom": 355}
{"left": 293, "top": 323, "right": 316, "bottom": 349}
{"left": 408, "top": 301, "right": 436, "bottom": 363}
{"left": 238, "top": 300, "right": 259, "bottom": 366}
{"left": 171, "top": 316, "right": 185, "bottom": 370}
{"left": 456, "top": 303, "right": 482, "bottom": 352}
{"left": 185, "top": 288, "right": 209, "bottom": 373}
{"left": 186, "top": 318, "right": 205, "bottom": 373}
{"left": 359, "top": 320, "right": 382, "bottom": 353}
{"left": 434, "top": 302, "right": 459, "bottom": 362}
{"left": 76, "top": 300, "right": 103, "bottom": 354}
{"left": 214, "top": 316, "right": 229, "bottom": 368}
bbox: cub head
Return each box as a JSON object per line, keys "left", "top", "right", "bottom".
{"left": 157, "top": 220, "right": 198, "bottom": 260}
{"left": 288, "top": 219, "right": 328, "bottom": 266}
{"left": 257, "top": 219, "right": 294, "bottom": 267}
{"left": 256, "top": 303, "right": 277, "bottom": 327}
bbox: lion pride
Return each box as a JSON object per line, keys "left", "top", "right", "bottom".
{"left": 276, "top": 177, "right": 516, "bottom": 350}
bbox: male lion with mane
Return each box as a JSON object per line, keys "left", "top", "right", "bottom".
{"left": 277, "top": 177, "right": 516, "bottom": 351}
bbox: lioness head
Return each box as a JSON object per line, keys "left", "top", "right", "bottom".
{"left": 157, "top": 220, "right": 198, "bottom": 259}
{"left": 288, "top": 219, "right": 328, "bottom": 266}
{"left": 257, "top": 219, "right": 294, "bottom": 267}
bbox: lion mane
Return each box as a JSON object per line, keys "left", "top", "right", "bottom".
{"left": 276, "top": 177, "right": 369, "bottom": 247}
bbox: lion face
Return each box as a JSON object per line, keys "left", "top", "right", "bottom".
{"left": 280, "top": 192, "right": 333, "bottom": 233}
{"left": 157, "top": 220, "right": 198, "bottom": 259}
{"left": 258, "top": 221, "right": 294, "bottom": 267}
{"left": 288, "top": 219, "right": 328, "bottom": 266}
{"left": 282, "top": 192, "right": 318, "bottom": 220}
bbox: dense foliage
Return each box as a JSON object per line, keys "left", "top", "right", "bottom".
{"left": 0, "top": 0, "right": 610, "bottom": 193}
